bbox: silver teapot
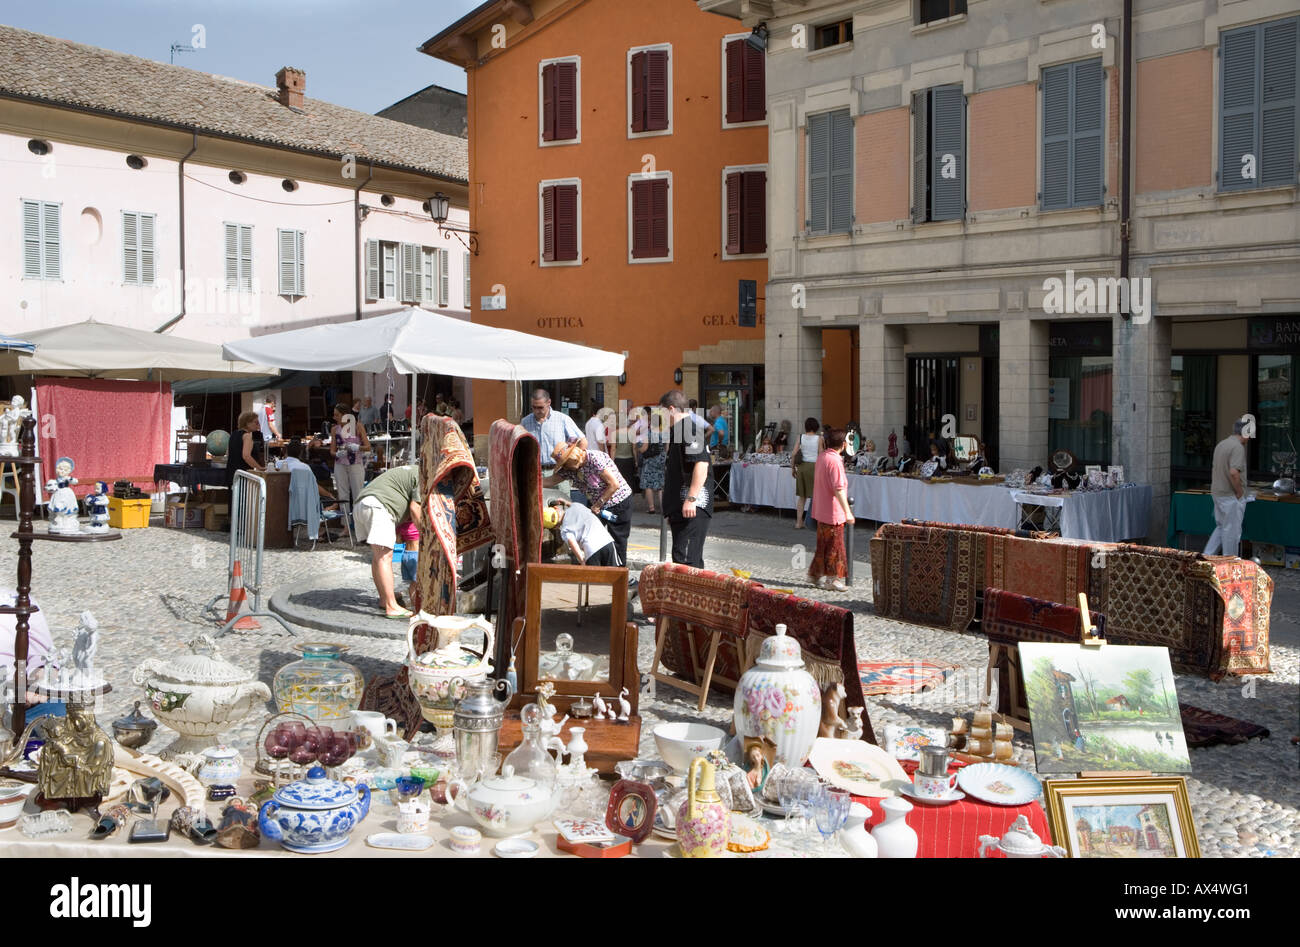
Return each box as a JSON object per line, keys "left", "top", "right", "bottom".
{"left": 453, "top": 677, "right": 512, "bottom": 779}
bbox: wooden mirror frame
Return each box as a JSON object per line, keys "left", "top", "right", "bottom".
{"left": 512, "top": 562, "right": 638, "bottom": 715}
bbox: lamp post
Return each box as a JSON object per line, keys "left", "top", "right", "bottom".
{"left": 428, "top": 192, "right": 479, "bottom": 256}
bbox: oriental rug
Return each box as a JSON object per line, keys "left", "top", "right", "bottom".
{"left": 857, "top": 660, "right": 957, "bottom": 696}
{"left": 984, "top": 533, "right": 1091, "bottom": 607}
{"left": 981, "top": 587, "right": 1107, "bottom": 646}
{"left": 639, "top": 564, "right": 751, "bottom": 682}
{"left": 1206, "top": 557, "right": 1272, "bottom": 675}
{"left": 870, "top": 523, "right": 982, "bottom": 631}
{"left": 1178, "top": 703, "right": 1271, "bottom": 748}
{"left": 488, "top": 419, "right": 542, "bottom": 566}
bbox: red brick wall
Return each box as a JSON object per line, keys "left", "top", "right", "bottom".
{"left": 1136, "top": 49, "right": 1213, "bottom": 193}
{"left": 968, "top": 83, "right": 1037, "bottom": 211}
{"left": 855, "top": 107, "right": 910, "bottom": 224}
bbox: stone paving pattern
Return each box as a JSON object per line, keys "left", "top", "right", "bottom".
{"left": 4, "top": 505, "right": 1296, "bottom": 857}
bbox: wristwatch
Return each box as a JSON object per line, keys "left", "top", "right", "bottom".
{"left": 685, "top": 495, "right": 698, "bottom": 502}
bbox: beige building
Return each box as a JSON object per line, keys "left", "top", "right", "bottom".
{"left": 700, "top": 0, "right": 1300, "bottom": 540}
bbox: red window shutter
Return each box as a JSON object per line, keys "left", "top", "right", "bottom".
{"left": 541, "top": 63, "right": 556, "bottom": 141}
{"left": 725, "top": 40, "right": 744, "bottom": 125}
{"left": 742, "top": 43, "right": 765, "bottom": 122}
{"left": 541, "top": 185, "right": 556, "bottom": 261}
{"left": 650, "top": 178, "right": 669, "bottom": 257}
{"left": 554, "top": 184, "right": 578, "bottom": 262}
{"left": 741, "top": 170, "right": 766, "bottom": 254}
{"left": 630, "top": 51, "right": 647, "bottom": 132}
{"left": 645, "top": 49, "right": 669, "bottom": 131}
{"left": 725, "top": 172, "right": 742, "bottom": 254}
{"left": 631, "top": 179, "right": 652, "bottom": 258}
{"left": 555, "top": 61, "right": 578, "bottom": 140}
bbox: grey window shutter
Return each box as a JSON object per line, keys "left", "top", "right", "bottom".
{"left": 225, "top": 224, "right": 239, "bottom": 290}
{"left": 139, "top": 213, "right": 155, "bottom": 285}
{"left": 1041, "top": 64, "right": 1072, "bottom": 209}
{"left": 400, "top": 242, "right": 418, "bottom": 302}
{"left": 278, "top": 229, "right": 296, "bottom": 295}
{"left": 439, "top": 248, "right": 450, "bottom": 306}
{"left": 42, "top": 202, "right": 60, "bottom": 280}
{"left": 808, "top": 112, "right": 830, "bottom": 234}
{"left": 122, "top": 212, "right": 139, "bottom": 285}
{"left": 912, "top": 91, "right": 929, "bottom": 223}
{"left": 930, "top": 85, "right": 965, "bottom": 221}
{"left": 22, "top": 200, "right": 42, "bottom": 278}
{"left": 1071, "top": 59, "right": 1104, "bottom": 206}
{"left": 238, "top": 225, "right": 252, "bottom": 291}
{"left": 830, "top": 109, "right": 854, "bottom": 232}
{"left": 295, "top": 231, "right": 305, "bottom": 296}
{"left": 463, "top": 251, "right": 471, "bottom": 308}
{"left": 1260, "top": 18, "right": 1297, "bottom": 188}
{"left": 365, "top": 239, "right": 380, "bottom": 300}
{"left": 1220, "top": 26, "right": 1259, "bottom": 191}
{"left": 423, "top": 249, "right": 434, "bottom": 303}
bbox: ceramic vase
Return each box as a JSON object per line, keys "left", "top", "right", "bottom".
{"left": 676, "top": 758, "right": 730, "bottom": 858}
{"left": 733, "top": 624, "right": 821, "bottom": 767}
{"left": 840, "top": 801, "right": 878, "bottom": 858}
{"left": 873, "top": 796, "right": 917, "bottom": 858}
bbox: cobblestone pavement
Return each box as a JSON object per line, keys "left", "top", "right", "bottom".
{"left": 4, "top": 508, "right": 1295, "bottom": 858}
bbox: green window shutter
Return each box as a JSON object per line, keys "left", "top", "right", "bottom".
{"left": 930, "top": 85, "right": 965, "bottom": 221}
{"left": 122, "top": 212, "right": 140, "bottom": 285}
{"left": 829, "top": 109, "right": 854, "bottom": 232}
{"left": 22, "top": 200, "right": 43, "bottom": 278}
{"left": 42, "top": 202, "right": 61, "bottom": 280}
{"left": 365, "top": 239, "right": 380, "bottom": 300}
{"left": 1071, "top": 59, "right": 1104, "bottom": 206}
{"left": 439, "top": 247, "right": 450, "bottom": 306}
{"left": 1259, "top": 18, "right": 1297, "bottom": 187}
{"left": 807, "top": 112, "right": 830, "bottom": 234}
{"left": 139, "top": 213, "right": 155, "bottom": 285}
{"left": 911, "top": 91, "right": 929, "bottom": 223}
{"left": 225, "top": 223, "right": 239, "bottom": 290}
{"left": 1220, "top": 25, "right": 1259, "bottom": 191}
{"left": 1041, "top": 63, "right": 1072, "bottom": 209}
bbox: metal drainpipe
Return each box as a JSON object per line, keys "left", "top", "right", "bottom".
{"left": 155, "top": 132, "right": 198, "bottom": 333}
{"left": 354, "top": 161, "right": 374, "bottom": 320}
{"left": 1119, "top": 0, "right": 1133, "bottom": 316}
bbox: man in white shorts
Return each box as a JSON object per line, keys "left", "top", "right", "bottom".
{"left": 354, "top": 465, "right": 421, "bottom": 618}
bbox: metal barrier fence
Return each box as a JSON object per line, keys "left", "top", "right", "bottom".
{"left": 204, "top": 470, "right": 296, "bottom": 638}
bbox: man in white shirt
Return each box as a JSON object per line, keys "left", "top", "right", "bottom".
{"left": 585, "top": 405, "right": 612, "bottom": 454}
{"left": 521, "top": 388, "right": 585, "bottom": 469}
{"left": 550, "top": 499, "right": 618, "bottom": 566}
{"left": 1204, "top": 418, "right": 1252, "bottom": 557}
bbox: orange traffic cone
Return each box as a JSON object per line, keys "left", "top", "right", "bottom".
{"left": 222, "top": 560, "right": 261, "bottom": 631}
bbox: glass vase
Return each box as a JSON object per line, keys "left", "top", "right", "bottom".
{"left": 273, "top": 643, "right": 364, "bottom": 726}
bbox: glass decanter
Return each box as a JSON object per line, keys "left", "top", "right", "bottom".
{"left": 502, "top": 702, "right": 559, "bottom": 794}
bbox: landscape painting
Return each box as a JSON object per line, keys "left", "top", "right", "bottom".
{"left": 1018, "top": 642, "right": 1191, "bottom": 773}
{"left": 1068, "top": 802, "right": 1178, "bottom": 858}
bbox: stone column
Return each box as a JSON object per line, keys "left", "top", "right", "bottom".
{"left": 764, "top": 284, "right": 822, "bottom": 431}
{"left": 859, "top": 322, "right": 906, "bottom": 445}
{"left": 998, "top": 317, "right": 1049, "bottom": 471}
{"left": 1113, "top": 313, "right": 1172, "bottom": 542}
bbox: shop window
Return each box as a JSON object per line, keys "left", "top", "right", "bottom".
{"left": 1048, "top": 355, "right": 1112, "bottom": 466}
{"left": 1171, "top": 355, "right": 1217, "bottom": 475}
{"left": 1252, "top": 354, "right": 1296, "bottom": 477}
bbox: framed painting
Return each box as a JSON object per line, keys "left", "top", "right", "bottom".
{"left": 1017, "top": 642, "right": 1191, "bottom": 774}
{"left": 1043, "top": 777, "right": 1200, "bottom": 858}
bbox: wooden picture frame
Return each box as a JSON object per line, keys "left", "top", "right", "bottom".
{"left": 1043, "top": 776, "right": 1200, "bottom": 858}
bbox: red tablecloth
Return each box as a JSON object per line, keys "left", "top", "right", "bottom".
{"left": 856, "top": 760, "right": 1052, "bottom": 858}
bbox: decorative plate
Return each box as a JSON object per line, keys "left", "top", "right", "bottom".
{"left": 898, "top": 783, "right": 966, "bottom": 806}
{"left": 807, "top": 738, "right": 909, "bottom": 798}
{"left": 882, "top": 726, "right": 948, "bottom": 762}
{"left": 727, "top": 814, "right": 770, "bottom": 853}
{"left": 366, "top": 833, "right": 436, "bottom": 851}
{"left": 605, "top": 778, "right": 657, "bottom": 843}
{"left": 957, "top": 763, "right": 1041, "bottom": 806}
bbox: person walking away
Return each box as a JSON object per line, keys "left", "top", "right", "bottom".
{"left": 521, "top": 388, "right": 586, "bottom": 471}
{"left": 793, "top": 418, "right": 823, "bottom": 529}
{"left": 661, "top": 390, "right": 714, "bottom": 568}
{"left": 330, "top": 403, "right": 371, "bottom": 529}
{"left": 809, "top": 428, "right": 854, "bottom": 591}
{"left": 1204, "top": 418, "right": 1252, "bottom": 557}
{"left": 550, "top": 500, "right": 619, "bottom": 566}
{"left": 612, "top": 404, "right": 638, "bottom": 496}
{"left": 354, "top": 465, "right": 422, "bottom": 619}
{"left": 545, "top": 441, "right": 633, "bottom": 566}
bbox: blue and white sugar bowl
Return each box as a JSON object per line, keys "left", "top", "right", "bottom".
{"left": 258, "top": 766, "right": 371, "bottom": 854}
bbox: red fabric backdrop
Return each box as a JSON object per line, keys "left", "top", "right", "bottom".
{"left": 35, "top": 379, "right": 171, "bottom": 494}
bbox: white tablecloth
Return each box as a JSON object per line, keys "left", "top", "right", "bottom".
{"left": 729, "top": 464, "right": 1152, "bottom": 541}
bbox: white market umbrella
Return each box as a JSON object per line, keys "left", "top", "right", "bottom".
{"left": 219, "top": 307, "right": 625, "bottom": 380}
{"left": 5, "top": 320, "right": 277, "bottom": 380}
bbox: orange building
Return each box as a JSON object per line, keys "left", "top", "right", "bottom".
{"left": 422, "top": 0, "right": 768, "bottom": 454}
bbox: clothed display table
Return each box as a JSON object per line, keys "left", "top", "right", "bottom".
{"left": 1167, "top": 490, "right": 1300, "bottom": 549}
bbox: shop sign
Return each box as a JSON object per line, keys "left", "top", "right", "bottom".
{"left": 702, "top": 313, "right": 764, "bottom": 327}
{"left": 536, "top": 316, "right": 585, "bottom": 330}
{"left": 1249, "top": 316, "right": 1300, "bottom": 352}
{"left": 1048, "top": 320, "right": 1110, "bottom": 355}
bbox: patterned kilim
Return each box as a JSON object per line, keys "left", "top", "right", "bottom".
{"left": 1207, "top": 557, "right": 1272, "bottom": 675}
{"left": 981, "top": 587, "right": 1106, "bottom": 646}
{"left": 1179, "top": 703, "right": 1270, "bottom": 747}
{"left": 858, "top": 660, "right": 957, "bottom": 695}
{"left": 488, "top": 419, "right": 542, "bottom": 566}
{"left": 639, "top": 564, "right": 752, "bottom": 683}
{"left": 985, "top": 533, "right": 1092, "bottom": 606}
{"left": 903, "top": 519, "right": 1014, "bottom": 536}
{"left": 870, "top": 523, "right": 982, "bottom": 631}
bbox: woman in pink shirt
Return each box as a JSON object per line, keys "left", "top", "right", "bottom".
{"left": 809, "top": 428, "right": 855, "bottom": 591}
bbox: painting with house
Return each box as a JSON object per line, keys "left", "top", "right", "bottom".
{"left": 1071, "top": 803, "right": 1178, "bottom": 858}
{"left": 1019, "top": 642, "right": 1192, "bottom": 774}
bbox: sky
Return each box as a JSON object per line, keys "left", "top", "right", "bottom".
{"left": 2, "top": 0, "right": 482, "bottom": 113}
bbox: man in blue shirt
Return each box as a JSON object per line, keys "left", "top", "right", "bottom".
{"left": 521, "top": 388, "right": 585, "bottom": 468}
{"left": 707, "top": 404, "right": 729, "bottom": 451}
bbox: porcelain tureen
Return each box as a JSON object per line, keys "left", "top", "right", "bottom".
{"left": 259, "top": 766, "right": 371, "bottom": 854}
{"left": 131, "top": 634, "right": 271, "bottom": 760}
{"left": 978, "top": 815, "right": 1066, "bottom": 858}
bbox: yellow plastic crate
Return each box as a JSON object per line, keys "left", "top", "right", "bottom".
{"left": 108, "top": 496, "right": 151, "bottom": 529}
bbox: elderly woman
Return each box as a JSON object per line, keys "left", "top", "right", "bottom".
{"left": 544, "top": 441, "right": 633, "bottom": 566}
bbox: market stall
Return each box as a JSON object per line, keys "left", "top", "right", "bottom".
{"left": 1167, "top": 488, "right": 1300, "bottom": 552}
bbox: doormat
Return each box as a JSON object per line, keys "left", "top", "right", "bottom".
{"left": 1179, "top": 703, "right": 1270, "bottom": 748}
{"left": 858, "top": 660, "right": 958, "bottom": 696}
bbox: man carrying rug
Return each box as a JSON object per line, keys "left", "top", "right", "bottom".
{"left": 355, "top": 464, "right": 422, "bottom": 618}
{"left": 1204, "top": 418, "right": 1252, "bottom": 557}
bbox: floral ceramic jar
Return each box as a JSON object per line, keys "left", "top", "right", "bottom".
{"left": 258, "top": 766, "right": 371, "bottom": 854}
{"left": 196, "top": 744, "right": 243, "bottom": 800}
{"left": 272, "top": 643, "right": 364, "bottom": 725}
{"left": 676, "top": 758, "right": 730, "bottom": 858}
{"left": 132, "top": 634, "right": 271, "bottom": 760}
{"left": 406, "top": 614, "right": 495, "bottom": 731}
{"left": 733, "top": 624, "right": 822, "bottom": 767}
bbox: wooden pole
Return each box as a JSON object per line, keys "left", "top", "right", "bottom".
{"left": 10, "top": 416, "right": 36, "bottom": 744}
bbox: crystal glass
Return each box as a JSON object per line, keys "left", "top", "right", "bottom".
{"left": 777, "top": 779, "right": 799, "bottom": 832}
{"left": 795, "top": 773, "right": 821, "bottom": 844}
{"left": 814, "top": 788, "right": 838, "bottom": 853}
{"left": 826, "top": 789, "right": 852, "bottom": 854}
{"left": 272, "top": 643, "right": 364, "bottom": 725}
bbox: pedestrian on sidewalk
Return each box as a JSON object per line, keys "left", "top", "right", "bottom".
{"left": 354, "top": 464, "right": 421, "bottom": 619}
{"left": 809, "top": 427, "right": 854, "bottom": 591}
{"left": 1204, "top": 417, "right": 1252, "bottom": 557}
{"left": 661, "top": 390, "right": 714, "bottom": 568}
{"left": 793, "top": 417, "right": 823, "bottom": 529}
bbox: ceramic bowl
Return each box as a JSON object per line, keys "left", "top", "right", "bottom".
{"left": 652, "top": 723, "right": 727, "bottom": 774}
{"left": 0, "top": 780, "right": 36, "bottom": 830}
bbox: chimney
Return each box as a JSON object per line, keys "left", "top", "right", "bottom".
{"left": 276, "top": 66, "right": 305, "bottom": 109}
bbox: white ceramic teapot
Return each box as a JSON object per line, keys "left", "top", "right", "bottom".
{"left": 448, "top": 764, "right": 555, "bottom": 838}
{"left": 978, "top": 815, "right": 1066, "bottom": 858}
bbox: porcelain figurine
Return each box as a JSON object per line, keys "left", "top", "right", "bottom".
{"left": 196, "top": 744, "right": 243, "bottom": 800}
{"left": 873, "top": 796, "right": 918, "bottom": 858}
{"left": 45, "top": 457, "right": 80, "bottom": 534}
{"left": 0, "top": 396, "right": 31, "bottom": 457}
{"left": 132, "top": 634, "right": 272, "bottom": 762}
{"left": 85, "top": 481, "right": 110, "bottom": 532}
{"left": 733, "top": 624, "right": 821, "bottom": 768}
{"left": 616, "top": 687, "right": 631, "bottom": 721}
{"left": 978, "top": 815, "right": 1066, "bottom": 859}
{"left": 676, "top": 757, "right": 730, "bottom": 858}
{"left": 840, "top": 801, "right": 878, "bottom": 858}
{"left": 818, "top": 682, "right": 851, "bottom": 739}
{"left": 592, "top": 692, "right": 607, "bottom": 719}
{"left": 259, "top": 765, "right": 371, "bottom": 854}
{"left": 844, "top": 707, "right": 865, "bottom": 742}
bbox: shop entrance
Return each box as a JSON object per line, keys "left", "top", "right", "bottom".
{"left": 698, "top": 364, "right": 764, "bottom": 453}
{"left": 906, "top": 356, "right": 960, "bottom": 452}
{"left": 820, "top": 328, "right": 860, "bottom": 429}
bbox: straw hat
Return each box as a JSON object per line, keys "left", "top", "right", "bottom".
{"left": 552, "top": 441, "right": 585, "bottom": 469}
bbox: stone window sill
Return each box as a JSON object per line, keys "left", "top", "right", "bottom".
{"left": 911, "top": 13, "right": 967, "bottom": 35}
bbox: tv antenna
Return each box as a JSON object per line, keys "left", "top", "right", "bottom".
{"left": 170, "top": 43, "right": 195, "bottom": 65}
